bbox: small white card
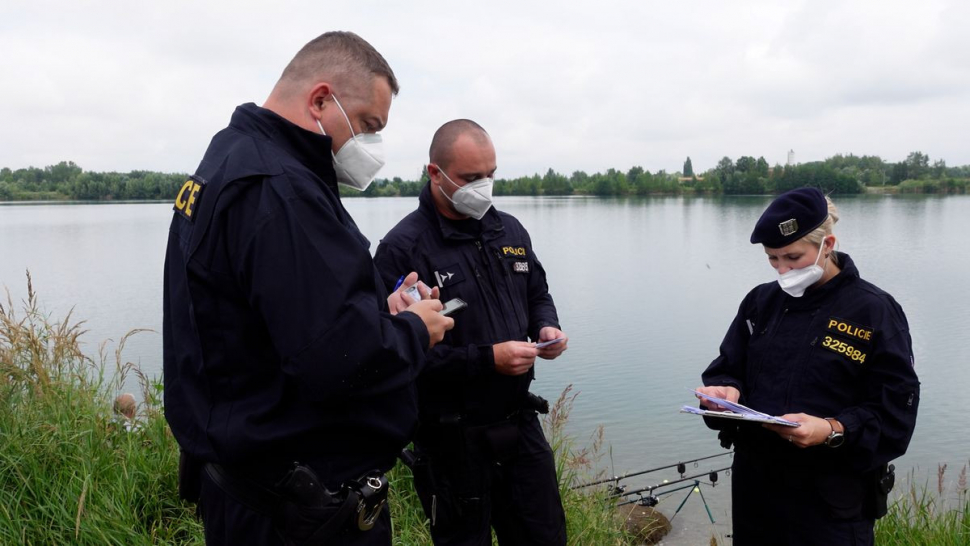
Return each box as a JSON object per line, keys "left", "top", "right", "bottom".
{"left": 403, "top": 284, "right": 422, "bottom": 302}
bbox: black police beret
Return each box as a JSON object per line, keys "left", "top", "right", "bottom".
{"left": 750, "top": 187, "right": 828, "bottom": 248}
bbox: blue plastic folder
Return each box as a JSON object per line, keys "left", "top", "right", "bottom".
{"left": 681, "top": 390, "right": 800, "bottom": 427}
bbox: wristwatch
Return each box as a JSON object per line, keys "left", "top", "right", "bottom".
{"left": 823, "top": 418, "right": 845, "bottom": 448}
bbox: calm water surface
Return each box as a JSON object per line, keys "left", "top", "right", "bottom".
{"left": 2, "top": 195, "right": 968, "bottom": 543}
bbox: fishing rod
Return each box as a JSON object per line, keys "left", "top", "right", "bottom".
{"left": 572, "top": 451, "right": 733, "bottom": 489}
{"left": 617, "top": 480, "right": 699, "bottom": 507}
{"left": 609, "top": 465, "right": 732, "bottom": 501}
{"left": 613, "top": 465, "right": 732, "bottom": 525}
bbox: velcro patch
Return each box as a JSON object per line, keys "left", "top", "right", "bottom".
{"left": 513, "top": 261, "right": 529, "bottom": 274}
{"left": 434, "top": 264, "right": 465, "bottom": 288}
{"left": 173, "top": 175, "right": 206, "bottom": 222}
{"left": 501, "top": 246, "right": 528, "bottom": 258}
{"left": 825, "top": 317, "right": 874, "bottom": 345}
{"left": 820, "top": 334, "right": 868, "bottom": 365}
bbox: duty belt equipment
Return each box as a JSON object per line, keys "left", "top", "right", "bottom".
{"left": 204, "top": 462, "right": 388, "bottom": 544}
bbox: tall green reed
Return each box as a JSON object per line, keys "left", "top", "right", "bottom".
{"left": 875, "top": 462, "right": 970, "bottom": 545}
{"left": 0, "top": 273, "right": 202, "bottom": 544}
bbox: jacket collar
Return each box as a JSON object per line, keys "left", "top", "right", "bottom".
{"left": 791, "top": 251, "right": 859, "bottom": 305}
{"left": 230, "top": 103, "right": 338, "bottom": 191}
{"left": 418, "top": 182, "right": 503, "bottom": 241}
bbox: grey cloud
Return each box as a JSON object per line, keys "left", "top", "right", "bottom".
{"left": 1, "top": 0, "right": 967, "bottom": 178}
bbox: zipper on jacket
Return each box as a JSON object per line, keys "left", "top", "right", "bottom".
{"left": 473, "top": 240, "right": 514, "bottom": 340}
{"left": 494, "top": 248, "right": 525, "bottom": 334}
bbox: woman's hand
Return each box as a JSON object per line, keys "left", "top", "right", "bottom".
{"left": 694, "top": 386, "right": 740, "bottom": 411}
{"left": 763, "top": 414, "right": 834, "bottom": 448}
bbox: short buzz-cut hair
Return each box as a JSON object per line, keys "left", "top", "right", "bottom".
{"left": 429, "top": 119, "right": 491, "bottom": 169}
{"left": 278, "top": 31, "right": 399, "bottom": 97}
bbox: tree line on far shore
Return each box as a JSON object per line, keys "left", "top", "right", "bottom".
{"left": 2, "top": 151, "right": 968, "bottom": 202}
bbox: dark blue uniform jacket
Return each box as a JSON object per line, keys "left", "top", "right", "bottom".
{"left": 163, "top": 103, "right": 429, "bottom": 487}
{"left": 703, "top": 252, "right": 919, "bottom": 476}
{"left": 373, "top": 184, "right": 559, "bottom": 424}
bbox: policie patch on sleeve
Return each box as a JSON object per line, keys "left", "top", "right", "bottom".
{"left": 173, "top": 175, "right": 206, "bottom": 221}
{"left": 501, "top": 245, "right": 528, "bottom": 258}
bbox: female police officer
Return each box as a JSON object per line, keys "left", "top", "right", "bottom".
{"left": 696, "top": 187, "right": 919, "bottom": 546}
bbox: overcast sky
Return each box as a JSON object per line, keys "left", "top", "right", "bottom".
{"left": 2, "top": 0, "right": 968, "bottom": 179}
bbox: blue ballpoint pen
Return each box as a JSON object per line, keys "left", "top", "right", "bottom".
{"left": 392, "top": 275, "right": 405, "bottom": 292}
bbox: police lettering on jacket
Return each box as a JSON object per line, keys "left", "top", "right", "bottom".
{"left": 702, "top": 253, "right": 919, "bottom": 473}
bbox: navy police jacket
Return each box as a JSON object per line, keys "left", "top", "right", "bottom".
{"left": 163, "top": 103, "right": 429, "bottom": 487}
{"left": 702, "top": 252, "right": 919, "bottom": 474}
{"left": 373, "top": 184, "right": 560, "bottom": 424}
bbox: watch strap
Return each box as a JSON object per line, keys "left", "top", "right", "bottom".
{"left": 823, "top": 417, "right": 844, "bottom": 448}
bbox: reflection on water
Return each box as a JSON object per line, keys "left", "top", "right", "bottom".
{"left": 3, "top": 195, "right": 969, "bottom": 543}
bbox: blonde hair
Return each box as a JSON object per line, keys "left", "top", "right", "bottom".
{"left": 801, "top": 196, "right": 840, "bottom": 264}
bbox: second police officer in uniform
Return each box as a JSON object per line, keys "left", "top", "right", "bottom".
{"left": 697, "top": 187, "right": 920, "bottom": 546}
{"left": 163, "top": 32, "right": 453, "bottom": 545}
{"left": 374, "top": 120, "right": 569, "bottom": 545}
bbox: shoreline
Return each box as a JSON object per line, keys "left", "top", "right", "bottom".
{"left": 3, "top": 189, "right": 968, "bottom": 204}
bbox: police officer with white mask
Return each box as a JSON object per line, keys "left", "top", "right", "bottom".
{"left": 374, "top": 120, "right": 568, "bottom": 545}
{"left": 163, "top": 31, "right": 453, "bottom": 545}
{"left": 696, "top": 187, "right": 920, "bottom": 546}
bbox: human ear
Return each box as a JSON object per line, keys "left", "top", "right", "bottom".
{"left": 307, "top": 82, "right": 334, "bottom": 118}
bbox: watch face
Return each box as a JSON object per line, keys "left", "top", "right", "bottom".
{"left": 827, "top": 432, "right": 845, "bottom": 448}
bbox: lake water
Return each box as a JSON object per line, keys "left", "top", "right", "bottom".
{"left": 2, "top": 195, "right": 968, "bottom": 543}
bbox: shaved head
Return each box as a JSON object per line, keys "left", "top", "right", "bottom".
{"left": 276, "top": 31, "right": 399, "bottom": 101}
{"left": 429, "top": 119, "right": 491, "bottom": 169}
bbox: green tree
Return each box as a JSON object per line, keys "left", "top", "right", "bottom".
{"left": 45, "top": 161, "right": 82, "bottom": 184}
{"left": 889, "top": 162, "right": 909, "bottom": 185}
{"left": 541, "top": 168, "right": 572, "bottom": 195}
{"left": 683, "top": 157, "right": 693, "bottom": 177}
{"left": 626, "top": 165, "right": 644, "bottom": 183}
{"left": 735, "top": 156, "right": 757, "bottom": 173}
{"left": 714, "top": 157, "right": 734, "bottom": 190}
{"left": 632, "top": 170, "right": 656, "bottom": 195}
{"left": 905, "top": 151, "right": 930, "bottom": 179}
{"left": 755, "top": 157, "right": 769, "bottom": 177}
{"left": 569, "top": 170, "right": 590, "bottom": 193}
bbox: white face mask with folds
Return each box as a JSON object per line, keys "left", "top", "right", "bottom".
{"left": 435, "top": 166, "right": 494, "bottom": 220}
{"left": 777, "top": 239, "right": 827, "bottom": 297}
{"left": 314, "top": 95, "right": 385, "bottom": 191}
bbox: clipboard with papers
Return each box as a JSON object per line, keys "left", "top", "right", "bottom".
{"left": 681, "top": 390, "right": 800, "bottom": 428}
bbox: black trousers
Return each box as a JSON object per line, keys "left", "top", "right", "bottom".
{"left": 198, "top": 467, "right": 392, "bottom": 545}
{"left": 412, "top": 412, "right": 566, "bottom": 546}
{"left": 730, "top": 448, "right": 875, "bottom": 546}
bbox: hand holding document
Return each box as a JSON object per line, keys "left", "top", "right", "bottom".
{"left": 535, "top": 338, "right": 564, "bottom": 349}
{"left": 681, "top": 389, "right": 800, "bottom": 427}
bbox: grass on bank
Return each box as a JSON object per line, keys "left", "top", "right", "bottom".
{"left": 0, "top": 275, "right": 632, "bottom": 545}
{"left": 896, "top": 177, "right": 969, "bottom": 194}
{"left": 875, "top": 464, "right": 970, "bottom": 545}
{"left": 4, "top": 276, "right": 966, "bottom": 544}
{"left": 0, "top": 275, "right": 203, "bottom": 544}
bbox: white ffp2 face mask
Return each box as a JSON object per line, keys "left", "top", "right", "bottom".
{"left": 777, "top": 239, "right": 827, "bottom": 297}
{"left": 435, "top": 166, "right": 494, "bottom": 220}
{"left": 314, "top": 95, "right": 385, "bottom": 191}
